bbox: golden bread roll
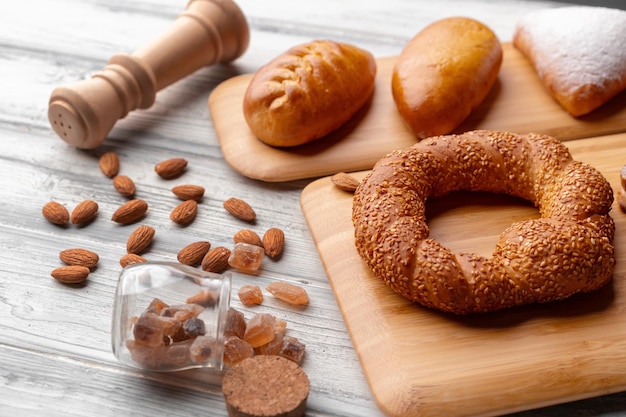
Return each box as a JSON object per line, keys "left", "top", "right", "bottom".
{"left": 513, "top": 6, "right": 626, "bottom": 117}
{"left": 392, "top": 17, "right": 502, "bottom": 139}
{"left": 352, "top": 130, "right": 615, "bottom": 314}
{"left": 243, "top": 40, "right": 376, "bottom": 147}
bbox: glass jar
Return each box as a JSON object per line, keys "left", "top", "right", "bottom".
{"left": 111, "top": 262, "right": 232, "bottom": 372}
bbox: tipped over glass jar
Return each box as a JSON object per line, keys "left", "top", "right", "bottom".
{"left": 111, "top": 262, "right": 232, "bottom": 372}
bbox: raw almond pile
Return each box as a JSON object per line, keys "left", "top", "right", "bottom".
{"left": 43, "top": 151, "right": 288, "bottom": 286}
{"left": 50, "top": 248, "right": 100, "bottom": 284}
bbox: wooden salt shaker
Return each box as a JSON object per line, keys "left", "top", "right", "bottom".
{"left": 48, "top": 0, "right": 249, "bottom": 149}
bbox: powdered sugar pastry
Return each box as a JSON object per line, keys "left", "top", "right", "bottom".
{"left": 513, "top": 6, "right": 626, "bottom": 116}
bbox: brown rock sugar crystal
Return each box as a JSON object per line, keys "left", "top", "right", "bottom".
{"left": 133, "top": 312, "right": 165, "bottom": 347}
{"left": 279, "top": 335, "right": 306, "bottom": 366}
{"left": 237, "top": 284, "right": 263, "bottom": 306}
{"left": 222, "top": 355, "right": 310, "bottom": 417}
{"left": 182, "top": 317, "right": 206, "bottom": 338}
{"left": 223, "top": 336, "right": 255, "bottom": 366}
{"left": 190, "top": 336, "right": 217, "bottom": 363}
{"left": 254, "top": 331, "right": 283, "bottom": 356}
{"left": 224, "top": 308, "right": 247, "bottom": 339}
{"left": 186, "top": 289, "right": 218, "bottom": 307}
{"left": 228, "top": 243, "right": 264, "bottom": 272}
{"left": 160, "top": 303, "right": 204, "bottom": 321}
{"left": 243, "top": 313, "right": 277, "bottom": 348}
{"left": 126, "top": 298, "right": 215, "bottom": 370}
{"left": 266, "top": 281, "right": 309, "bottom": 306}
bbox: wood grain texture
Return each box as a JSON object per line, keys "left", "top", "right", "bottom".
{"left": 210, "top": 44, "right": 626, "bottom": 182}
{"left": 2, "top": 0, "right": 626, "bottom": 416}
{"left": 301, "top": 133, "right": 626, "bottom": 417}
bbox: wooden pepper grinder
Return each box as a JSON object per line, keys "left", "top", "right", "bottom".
{"left": 48, "top": 0, "right": 249, "bottom": 149}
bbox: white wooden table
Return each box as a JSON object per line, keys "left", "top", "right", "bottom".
{"left": 1, "top": 0, "right": 626, "bottom": 416}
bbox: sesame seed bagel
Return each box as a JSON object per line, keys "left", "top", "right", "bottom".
{"left": 352, "top": 130, "right": 615, "bottom": 314}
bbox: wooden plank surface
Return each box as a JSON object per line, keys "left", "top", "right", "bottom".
{"left": 3, "top": 0, "right": 626, "bottom": 416}
{"left": 300, "top": 132, "right": 626, "bottom": 417}
{"left": 210, "top": 43, "right": 626, "bottom": 182}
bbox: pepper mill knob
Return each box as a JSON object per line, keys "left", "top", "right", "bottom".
{"left": 48, "top": 0, "right": 249, "bottom": 149}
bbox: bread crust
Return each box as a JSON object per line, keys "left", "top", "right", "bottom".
{"left": 513, "top": 6, "right": 626, "bottom": 117}
{"left": 352, "top": 130, "right": 615, "bottom": 314}
{"left": 391, "top": 17, "right": 502, "bottom": 139}
{"left": 243, "top": 40, "right": 376, "bottom": 147}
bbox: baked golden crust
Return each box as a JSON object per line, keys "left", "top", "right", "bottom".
{"left": 352, "top": 130, "right": 615, "bottom": 314}
{"left": 513, "top": 6, "right": 626, "bottom": 117}
{"left": 392, "top": 17, "right": 502, "bottom": 139}
{"left": 243, "top": 40, "right": 376, "bottom": 147}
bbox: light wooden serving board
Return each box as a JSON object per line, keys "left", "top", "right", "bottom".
{"left": 300, "top": 132, "right": 626, "bottom": 417}
{"left": 209, "top": 43, "right": 626, "bottom": 182}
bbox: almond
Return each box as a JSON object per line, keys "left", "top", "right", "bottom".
{"left": 51, "top": 265, "right": 90, "bottom": 284}
{"left": 172, "top": 184, "right": 205, "bottom": 201}
{"left": 126, "top": 225, "right": 155, "bottom": 254}
{"left": 233, "top": 229, "right": 263, "bottom": 247}
{"left": 331, "top": 172, "right": 360, "bottom": 192}
{"left": 170, "top": 200, "right": 197, "bottom": 226}
{"left": 120, "top": 253, "right": 147, "bottom": 268}
{"left": 201, "top": 246, "right": 231, "bottom": 273}
{"left": 223, "top": 197, "right": 256, "bottom": 222}
{"left": 112, "top": 175, "right": 136, "bottom": 197}
{"left": 178, "top": 241, "right": 212, "bottom": 266}
{"left": 262, "top": 228, "right": 285, "bottom": 259}
{"left": 59, "top": 248, "right": 99, "bottom": 269}
{"left": 42, "top": 201, "right": 69, "bottom": 225}
{"left": 99, "top": 151, "right": 120, "bottom": 178}
{"left": 155, "top": 158, "right": 187, "bottom": 179}
{"left": 71, "top": 199, "right": 99, "bottom": 225}
{"left": 112, "top": 199, "right": 148, "bottom": 224}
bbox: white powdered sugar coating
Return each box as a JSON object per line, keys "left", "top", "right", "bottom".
{"left": 516, "top": 6, "right": 626, "bottom": 93}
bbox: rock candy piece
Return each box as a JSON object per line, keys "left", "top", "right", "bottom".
{"left": 224, "top": 308, "right": 246, "bottom": 339}
{"left": 238, "top": 284, "right": 263, "bottom": 306}
{"left": 274, "top": 318, "right": 287, "bottom": 335}
{"left": 255, "top": 331, "right": 284, "bottom": 356}
{"left": 183, "top": 317, "right": 207, "bottom": 337}
{"left": 243, "top": 313, "right": 276, "bottom": 348}
{"left": 223, "top": 336, "right": 254, "bottom": 366}
{"left": 186, "top": 289, "right": 218, "bottom": 307}
{"left": 158, "top": 316, "right": 186, "bottom": 344}
{"left": 163, "top": 340, "right": 193, "bottom": 367}
{"left": 146, "top": 298, "right": 169, "bottom": 314}
{"left": 133, "top": 312, "right": 164, "bottom": 347}
{"left": 190, "top": 336, "right": 217, "bottom": 363}
{"left": 127, "top": 340, "right": 165, "bottom": 368}
{"left": 280, "top": 336, "right": 306, "bottom": 365}
{"left": 228, "top": 242, "right": 264, "bottom": 272}
{"left": 161, "top": 303, "right": 204, "bottom": 321}
{"left": 266, "top": 281, "right": 309, "bottom": 305}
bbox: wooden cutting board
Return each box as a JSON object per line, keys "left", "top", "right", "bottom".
{"left": 209, "top": 43, "right": 626, "bottom": 182}
{"left": 300, "top": 132, "right": 626, "bottom": 417}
